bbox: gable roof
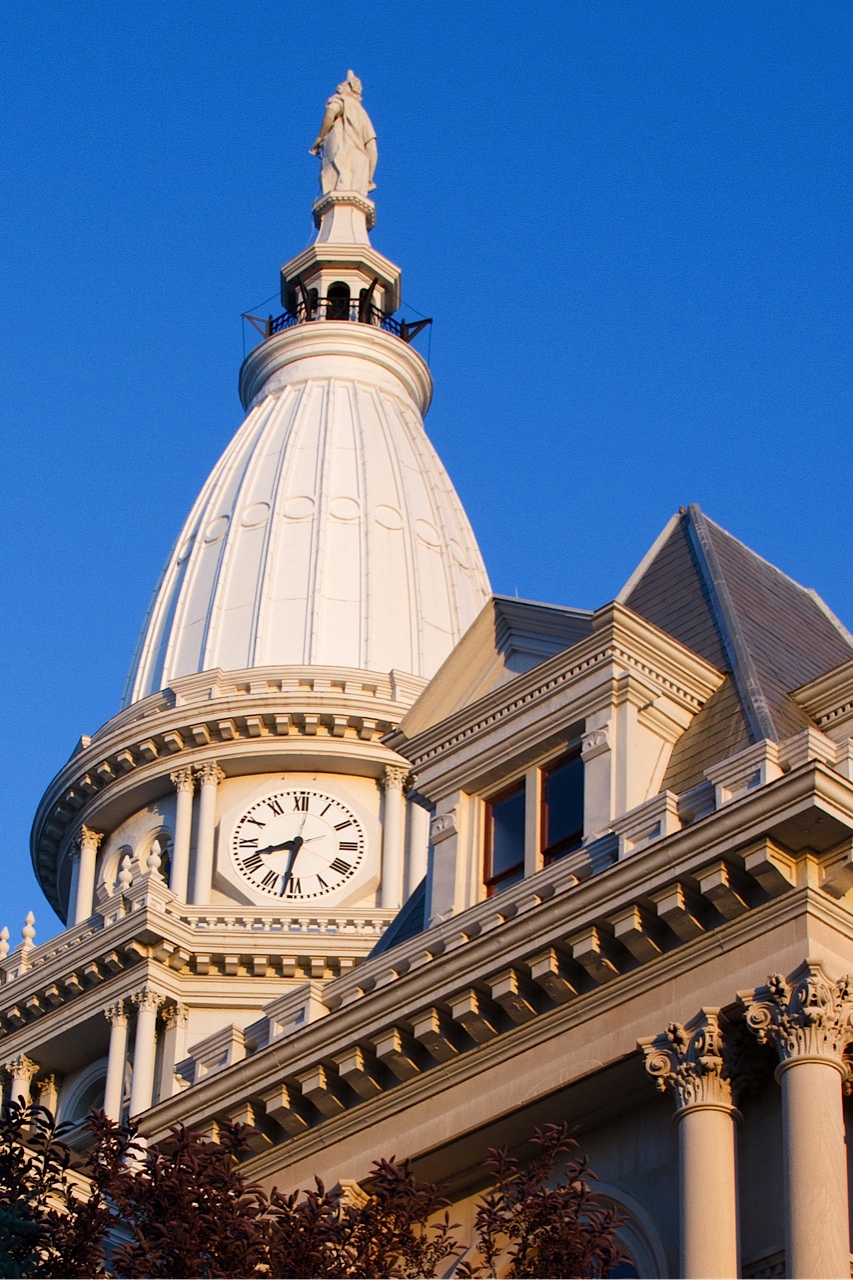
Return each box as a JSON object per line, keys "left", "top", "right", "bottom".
{"left": 620, "top": 504, "right": 853, "bottom": 788}
{"left": 398, "top": 595, "right": 593, "bottom": 740}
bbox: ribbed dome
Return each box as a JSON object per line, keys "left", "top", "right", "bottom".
{"left": 122, "top": 319, "right": 490, "bottom": 707}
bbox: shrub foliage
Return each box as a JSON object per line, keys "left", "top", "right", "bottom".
{"left": 0, "top": 1100, "right": 625, "bottom": 1278}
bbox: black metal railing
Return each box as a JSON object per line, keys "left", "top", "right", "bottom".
{"left": 243, "top": 300, "right": 431, "bottom": 346}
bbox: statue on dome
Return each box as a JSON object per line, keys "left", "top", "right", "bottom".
{"left": 310, "top": 71, "right": 378, "bottom": 197}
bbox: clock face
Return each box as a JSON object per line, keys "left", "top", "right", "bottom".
{"left": 230, "top": 788, "right": 367, "bottom": 902}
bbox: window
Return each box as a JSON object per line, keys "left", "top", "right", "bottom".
{"left": 484, "top": 781, "right": 526, "bottom": 895}
{"left": 541, "top": 752, "right": 584, "bottom": 864}
{"left": 326, "top": 281, "right": 351, "bottom": 320}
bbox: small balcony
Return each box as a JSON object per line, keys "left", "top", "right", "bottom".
{"left": 243, "top": 285, "right": 431, "bottom": 347}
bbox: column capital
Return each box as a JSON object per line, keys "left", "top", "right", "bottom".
{"left": 195, "top": 762, "right": 224, "bottom": 787}
{"left": 382, "top": 765, "right": 410, "bottom": 792}
{"left": 170, "top": 766, "right": 195, "bottom": 793}
{"left": 162, "top": 1001, "right": 189, "bottom": 1029}
{"left": 3, "top": 1054, "right": 39, "bottom": 1084}
{"left": 104, "top": 999, "right": 128, "bottom": 1027}
{"left": 34, "top": 1073, "right": 61, "bottom": 1096}
{"left": 131, "top": 986, "right": 166, "bottom": 1016}
{"left": 77, "top": 825, "right": 104, "bottom": 854}
{"left": 740, "top": 959, "right": 853, "bottom": 1071}
{"left": 640, "top": 1008, "right": 735, "bottom": 1113}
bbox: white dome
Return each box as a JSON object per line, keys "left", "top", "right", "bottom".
{"left": 122, "top": 319, "right": 490, "bottom": 706}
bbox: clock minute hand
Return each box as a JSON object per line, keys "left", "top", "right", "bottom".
{"left": 279, "top": 836, "right": 304, "bottom": 896}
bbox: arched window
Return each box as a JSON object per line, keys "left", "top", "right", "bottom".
{"left": 326, "top": 281, "right": 351, "bottom": 320}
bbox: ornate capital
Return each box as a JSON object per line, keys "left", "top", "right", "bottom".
{"left": 34, "top": 1073, "right": 61, "bottom": 1098}
{"left": 104, "top": 1000, "right": 128, "bottom": 1028}
{"left": 740, "top": 959, "right": 853, "bottom": 1070}
{"left": 162, "top": 1001, "right": 189, "bottom": 1030}
{"left": 3, "top": 1055, "right": 39, "bottom": 1084}
{"left": 640, "top": 1009, "right": 734, "bottom": 1112}
{"left": 195, "top": 762, "right": 224, "bottom": 788}
{"left": 170, "top": 766, "right": 195, "bottom": 794}
{"left": 77, "top": 826, "right": 103, "bottom": 855}
{"left": 382, "top": 765, "right": 409, "bottom": 792}
{"left": 132, "top": 986, "right": 165, "bottom": 1016}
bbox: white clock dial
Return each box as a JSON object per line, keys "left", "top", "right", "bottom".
{"left": 230, "top": 788, "right": 366, "bottom": 902}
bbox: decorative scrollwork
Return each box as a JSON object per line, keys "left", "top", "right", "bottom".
{"left": 639, "top": 1009, "right": 734, "bottom": 1111}
{"left": 740, "top": 960, "right": 853, "bottom": 1068}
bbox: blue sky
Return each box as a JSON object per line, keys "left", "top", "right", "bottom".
{"left": 1, "top": 2, "right": 852, "bottom": 942}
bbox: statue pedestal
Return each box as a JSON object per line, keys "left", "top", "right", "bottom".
{"left": 313, "top": 192, "right": 376, "bottom": 246}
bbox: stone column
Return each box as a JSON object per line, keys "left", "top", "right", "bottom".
{"left": 72, "top": 826, "right": 102, "bottom": 925}
{"left": 3, "top": 1055, "right": 39, "bottom": 1108}
{"left": 640, "top": 1010, "right": 739, "bottom": 1279}
{"left": 169, "top": 767, "right": 195, "bottom": 901}
{"left": 380, "top": 766, "right": 408, "bottom": 909}
{"left": 103, "top": 1000, "right": 130, "bottom": 1122}
{"left": 128, "top": 988, "right": 164, "bottom": 1117}
{"left": 405, "top": 793, "right": 431, "bottom": 899}
{"left": 156, "top": 1002, "right": 189, "bottom": 1103}
{"left": 741, "top": 960, "right": 853, "bottom": 1279}
{"left": 190, "top": 763, "right": 224, "bottom": 905}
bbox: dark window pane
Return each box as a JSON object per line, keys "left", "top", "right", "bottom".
{"left": 490, "top": 785, "right": 525, "bottom": 877}
{"left": 543, "top": 754, "right": 583, "bottom": 859}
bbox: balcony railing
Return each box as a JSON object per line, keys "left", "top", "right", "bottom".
{"left": 243, "top": 300, "right": 432, "bottom": 346}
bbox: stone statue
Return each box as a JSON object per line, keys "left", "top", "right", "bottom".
{"left": 310, "top": 71, "right": 377, "bottom": 197}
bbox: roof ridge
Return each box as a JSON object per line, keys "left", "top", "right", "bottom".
{"left": 685, "top": 504, "right": 775, "bottom": 742}
{"left": 700, "top": 511, "right": 828, "bottom": 601}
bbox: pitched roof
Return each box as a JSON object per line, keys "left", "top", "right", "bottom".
{"left": 620, "top": 505, "right": 853, "bottom": 788}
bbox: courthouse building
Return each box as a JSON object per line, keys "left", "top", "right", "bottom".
{"left": 3, "top": 79, "right": 853, "bottom": 1279}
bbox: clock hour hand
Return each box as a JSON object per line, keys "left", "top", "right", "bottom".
{"left": 255, "top": 839, "right": 293, "bottom": 857}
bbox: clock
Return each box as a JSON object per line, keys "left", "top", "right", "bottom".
{"left": 230, "top": 787, "right": 367, "bottom": 902}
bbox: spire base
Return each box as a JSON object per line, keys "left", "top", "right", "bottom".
{"left": 313, "top": 191, "right": 376, "bottom": 245}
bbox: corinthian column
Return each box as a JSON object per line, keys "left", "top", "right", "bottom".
{"left": 741, "top": 961, "right": 853, "bottom": 1279}
{"left": 73, "top": 826, "right": 103, "bottom": 925}
{"left": 640, "top": 1010, "right": 738, "bottom": 1279}
{"left": 190, "top": 763, "right": 224, "bottom": 905}
{"left": 3, "top": 1055, "right": 39, "bottom": 1107}
{"left": 103, "top": 1001, "right": 129, "bottom": 1122}
{"left": 128, "top": 988, "right": 164, "bottom": 1117}
{"left": 169, "top": 767, "right": 195, "bottom": 901}
{"left": 380, "top": 766, "right": 408, "bottom": 909}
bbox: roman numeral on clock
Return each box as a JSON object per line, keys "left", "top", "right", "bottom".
{"left": 267, "top": 798, "right": 284, "bottom": 816}
{"left": 293, "top": 793, "right": 310, "bottom": 811}
{"left": 330, "top": 857, "right": 351, "bottom": 875}
{"left": 339, "top": 841, "right": 358, "bottom": 851}
{"left": 261, "top": 869, "right": 279, "bottom": 890}
{"left": 334, "top": 820, "right": 351, "bottom": 831}
{"left": 282, "top": 877, "right": 302, "bottom": 897}
{"left": 244, "top": 816, "right": 265, "bottom": 828}
{"left": 242, "top": 852, "right": 264, "bottom": 872}
{"left": 239, "top": 837, "right": 258, "bottom": 848}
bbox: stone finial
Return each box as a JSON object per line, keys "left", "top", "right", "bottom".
{"left": 20, "top": 912, "right": 35, "bottom": 953}
{"left": 639, "top": 1008, "right": 734, "bottom": 1112}
{"left": 0, "top": 927, "right": 9, "bottom": 959}
{"left": 170, "top": 766, "right": 195, "bottom": 793}
{"left": 146, "top": 844, "right": 162, "bottom": 874}
{"left": 118, "top": 854, "right": 133, "bottom": 893}
{"left": 739, "top": 959, "right": 853, "bottom": 1070}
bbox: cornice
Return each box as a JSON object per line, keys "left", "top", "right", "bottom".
{"left": 793, "top": 656, "right": 853, "bottom": 732}
{"left": 397, "top": 602, "right": 724, "bottom": 789}
{"left": 137, "top": 762, "right": 853, "bottom": 1154}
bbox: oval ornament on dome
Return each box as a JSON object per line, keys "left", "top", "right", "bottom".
{"left": 329, "top": 496, "right": 361, "bottom": 522}
{"left": 415, "top": 518, "right": 441, "bottom": 547}
{"left": 204, "top": 515, "right": 230, "bottom": 544}
{"left": 241, "top": 501, "right": 271, "bottom": 528}
{"left": 449, "top": 539, "right": 469, "bottom": 568}
{"left": 283, "top": 495, "right": 315, "bottom": 521}
{"left": 374, "top": 505, "right": 404, "bottom": 531}
{"left": 176, "top": 534, "right": 195, "bottom": 564}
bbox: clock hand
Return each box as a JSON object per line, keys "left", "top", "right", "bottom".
{"left": 255, "top": 839, "right": 293, "bottom": 857}
{"left": 279, "top": 836, "right": 304, "bottom": 896}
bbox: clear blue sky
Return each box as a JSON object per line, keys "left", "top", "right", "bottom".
{"left": 2, "top": 2, "right": 852, "bottom": 943}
